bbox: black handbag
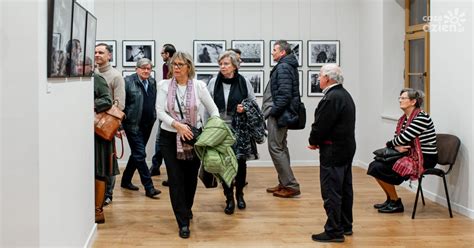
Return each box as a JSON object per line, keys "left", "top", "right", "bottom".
{"left": 373, "top": 147, "right": 408, "bottom": 162}
{"left": 176, "top": 93, "right": 202, "bottom": 145}
{"left": 199, "top": 165, "right": 218, "bottom": 188}
{"left": 288, "top": 102, "right": 306, "bottom": 130}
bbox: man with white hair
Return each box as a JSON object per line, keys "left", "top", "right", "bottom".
{"left": 308, "top": 64, "right": 356, "bottom": 243}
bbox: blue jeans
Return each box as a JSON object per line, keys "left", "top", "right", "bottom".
{"left": 121, "top": 122, "right": 155, "bottom": 191}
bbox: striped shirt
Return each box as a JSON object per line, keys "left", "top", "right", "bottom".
{"left": 389, "top": 111, "right": 437, "bottom": 155}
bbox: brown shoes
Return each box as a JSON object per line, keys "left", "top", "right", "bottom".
{"left": 273, "top": 187, "right": 301, "bottom": 198}
{"left": 266, "top": 184, "right": 283, "bottom": 193}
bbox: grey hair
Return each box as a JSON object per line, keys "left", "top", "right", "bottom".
{"left": 400, "top": 88, "right": 424, "bottom": 108}
{"left": 169, "top": 51, "right": 195, "bottom": 79}
{"left": 320, "top": 64, "right": 344, "bottom": 84}
{"left": 136, "top": 58, "right": 153, "bottom": 68}
{"left": 218, "top": 50, "right": 240, "bottom": 69}
{"left": 274, "top": 40, "right": 292, "bottom": 55}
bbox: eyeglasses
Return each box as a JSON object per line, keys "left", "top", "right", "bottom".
{"left": 398, "top": 96, "right": 410, "bottom": 100}
{"left": 172, "top": 62, "right": 187, "bottom": 69}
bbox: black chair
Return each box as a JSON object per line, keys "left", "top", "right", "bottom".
{"left": 412, "top": 134, "right": 461, "bottom": 219}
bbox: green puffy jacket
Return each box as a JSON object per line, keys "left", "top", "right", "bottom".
{"left": 195, "top": 116, "right": 237, "bottom": 187}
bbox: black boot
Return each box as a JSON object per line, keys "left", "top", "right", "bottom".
{"left": 373, "top": 197, "right": 390, "bottom": 209}
{"left": 378, "top": 198, "right": 404, "bottom": 213}
{"left": 223, "top": 184, "right": 235, "bottom": 215}
{"left": 236, "top": 188, "right": 246, "bottom": 209}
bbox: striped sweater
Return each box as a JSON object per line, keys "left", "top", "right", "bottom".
{"left": 387, "top": 111, "right": 437, "bottom": 155}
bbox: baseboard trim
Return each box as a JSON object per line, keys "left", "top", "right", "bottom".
{"left": 84, "top": 224, "right": 97, "bottom": 248}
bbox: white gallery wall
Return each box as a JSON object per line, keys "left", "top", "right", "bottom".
{"left": 94, "top": 0, "right": 361, "bottom": 166}
{"left": 1, "top": 0, "right": 97, "bottom": 247}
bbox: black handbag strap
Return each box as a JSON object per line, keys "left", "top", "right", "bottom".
{"left": 175, "top": 92, "right": 185, "bottom": 120}
{"left": 175, "top": 92, "right": 202, "bottom": 127}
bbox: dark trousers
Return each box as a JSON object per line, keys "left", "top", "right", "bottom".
{"left": 223, "top": 158, "right": 247, "bottom": 195}
{"left": 160, "top": 129, "right": 200, "bottom": 228}
{"left": 151, "top": 120, "right": 163, "bottom": 170}
{"left": 121, "top": 122, "right": 154, "bottom": 191}
{"left": 320, "top": 162, "right": 353, "bottom": 237}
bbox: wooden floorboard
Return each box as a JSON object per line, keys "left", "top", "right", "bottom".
{"left": 93, "top": 166, "right": 474, "bottom": 247}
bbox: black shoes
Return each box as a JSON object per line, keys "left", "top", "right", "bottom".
{"left": 311, "top": 232, "right": 345, "bottom": 243}
{"left": 145, "top": 188, "right": 161, "bottom": 199}
{"left": 179, "top": 226, "right": 190, "bottom": 239}
{"left": 121, "top": 183, "right": 139, "bottom": 191}
{"left": 378, "top": 198, "right": 404, "bottom": 213}
{"left": 344, "top": 229, "right": 353, "bottom": 236}
{"left": 162, "top": 180, "right": 169, "bottom": 187}
{"left": 236, "top": 194, "right": 246, "bottom": 209}
{"left": 374, "top": 198, "right": 391, "bottom": 209}
{"left": 224, "top": 196, "right": 235, "bottom": 215}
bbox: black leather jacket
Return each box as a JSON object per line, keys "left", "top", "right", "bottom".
{"left": 122, "top": 73, "right": 157, "bottom": 131}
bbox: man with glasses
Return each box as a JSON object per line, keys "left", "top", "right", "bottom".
{"left": 120, "top": 58, "right": 161, "bottom": 199}
{"left": 150, "top": 44, "right": 176, "bottom": 187}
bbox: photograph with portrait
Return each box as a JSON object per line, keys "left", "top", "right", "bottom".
{"left": 193, "top": 40, "right": 226, "bottom": 67}
{"left": 308, "top": 40, "right": 340, "bottom": 67}
{"left": 123, "top": 40, "right": 155, "bottom": 67}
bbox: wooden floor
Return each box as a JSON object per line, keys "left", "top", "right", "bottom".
{"left": 93, "top": 166, "right": 474, "bottom": 247}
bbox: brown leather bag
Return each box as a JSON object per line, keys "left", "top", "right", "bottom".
{"left": 94, "top": 104, "right": 125, "bottom": 141}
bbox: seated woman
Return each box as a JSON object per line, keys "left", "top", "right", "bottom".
{"left": 367, "top": 88, "right": 438, "bottom": 213}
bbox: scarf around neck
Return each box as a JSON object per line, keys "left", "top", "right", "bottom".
{"left": 213, "top": 72, "right": 248, "bottom": 116}
{"left": 167, "top": 78, "right": 197, "bottom": 160}
{"left": 394, "top": 108, "right": 424, "bottom": 179}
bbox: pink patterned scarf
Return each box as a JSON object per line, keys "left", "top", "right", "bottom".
{"left": 167, "top": 78, "right": 197, "bottom": 160}
{"left": 392, "top": 108, "right": 424, "bottom": 180}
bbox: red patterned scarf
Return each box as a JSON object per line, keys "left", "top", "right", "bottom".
{"left": 392, "top": 108, "right": 424, "bottom": 180}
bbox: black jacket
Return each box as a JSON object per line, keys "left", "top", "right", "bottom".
{"left": 122, "top": 73, "right": 157, "bottom": 132}
{"left": 269, "top": 54, "right": 300, "bottom": 127}
{"left": 309, "top": 84, "right": 356, "bottom": 166}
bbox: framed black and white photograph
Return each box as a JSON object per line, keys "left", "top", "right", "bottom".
{"left": 47, "top": 0, "right": 73, "bottom": 78}
{"left": 308, "top": 40, "right": 340, "bottom": 66}
{"left": 122, "top": 70, "right": 156, "bottom": 79}
{"left": 307, "top": 70, "right": 323, "bottom": 97}
{"left": 193, "top": 40, "right": 226, "bottom": 67}
{"left": 82, "top": 12, "right": 97, "bottom": 77}
{"left": 270, "top": 40, "right": 303, "bottom": 67}
{"left": 123, "top": 40, "right": 155, "bottom": 67}
{"left": 298, "top": 70, "right": 303, "bottom": 97}
{"left": 69, "top": 2, "right": 87, "bottom": 77}
{"left": 195, "top": 70, "right": 218, "bottom": 85}
{"left": 240, "top": 70, "right": 264, "bottom": 97}
{"left": 96, "top": 40, "right": 117, "bottom": 67}
{"left": 231, "top": 40, "right": 264, "bottom": 67}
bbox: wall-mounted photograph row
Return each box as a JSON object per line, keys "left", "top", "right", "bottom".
{"left": 95, "top": 40, "right": 340, "bottom": 69}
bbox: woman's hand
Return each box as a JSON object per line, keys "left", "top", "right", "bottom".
{"left": 394, "top": 145, "right": 411, "bottom": 153}
{"left": 236, "top": 104, "right": 245, "bottom": 113}
{"left": 173, "top": 121, "right": 194, "bottom": 141}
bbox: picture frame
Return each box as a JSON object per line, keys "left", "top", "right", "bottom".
{"left": 240, "top": 70, "right": 264, "bottom": 97}
{"left": 96, "top": 40, "right": 117, "bottom": 67}
{"left": 298, "top": 70, "right": 303, "bottom": 97}
{"left": 269, "top": 40, "right": 303, "bottom": 67}
{"left": 122, "top": 70, "right": 156, "bottom": 79}
{"left": 231, "top": 40, "right": 264, "bottom": 67}
{"left": 123, "top": 40, "right": 155, "bottom": 67}
{"left": 308, "top": 40, "right": 340, "bottom": 67}
{"left": 68, "top": 2, "right": 87, "bottom": 77}
{"left": 195, "top": 70, "right": 218, "bottom": 85}
{"left": 82, "top": 12, "right": 97, "bottom": 77}
{"left": 307, "top": 70, "right": 323, "bottom": 97}
{"left": 193, "top": 40, "right": 226, "bottom": 67}
{"left": 47, "top": 0, "right": 73, "bottom": 78}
